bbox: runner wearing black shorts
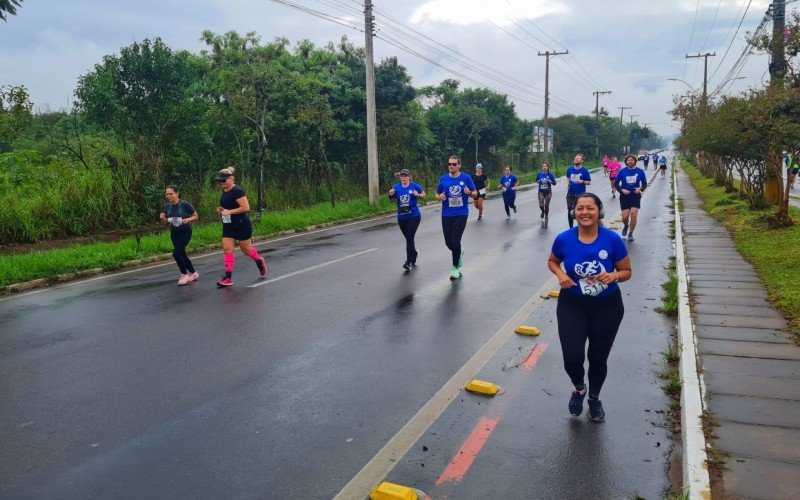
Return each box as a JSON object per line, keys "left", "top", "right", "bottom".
{"left": 614, "top": 155, "right": 648, "bottom": 242}
{"left": 214, "top": 167, "right": 267, "bottom": 287}
{"left": 471, "top": 164, "right": 489, "bottom": 220}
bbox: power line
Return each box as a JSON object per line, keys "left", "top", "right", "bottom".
{"left": 268, "top": 0, "right": 363, "bottom": 31}
{"left": 708, "top": 0, "right": 755, "bottom": 82}
{"left": 684, "top": 0, "right": 702, "bottom": 80}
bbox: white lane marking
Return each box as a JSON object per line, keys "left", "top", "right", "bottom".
{"left": 333, "top": 275, "right": 559, "bottom": 500}
{"left": 246, "top": 248, "right": 378, "bottom": 288}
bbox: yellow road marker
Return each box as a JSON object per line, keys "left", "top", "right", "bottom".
{"left": 515, "top": 325, "right": 540, "bottom": 336}
{"left": 465, "top": 380, "right": 500, "bottom": 396}
{"left": 369, "top": 482, "right": 418, "bottom": 500}
{"left": 548, "top": 290, "right": 560, "bottom": 298}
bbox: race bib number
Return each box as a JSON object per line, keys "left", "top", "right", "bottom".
{"left": 539, "top": 181, "right": 550, "bottom": 189}
{"left": 579, "top": 276, "right": 608, "bottom": 296}
{"left": 570, "top": 174, "right": 582, "bottom": 183}
{"left": 626, "top": 175, "right": 638, "bottom": 184}
{"left": 168, "top": 217, "right": 183, "bottom": 227}
{"left": 221, "top": 215, "right": 232, "bottom": 224}
{"left": 448, "top": 197, "right": 464, "bottom": 208}
{"left": 479, "top": 188, "right": 486, "bottom": 195}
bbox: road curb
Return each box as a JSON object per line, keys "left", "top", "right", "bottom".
{"left": 673, "top": 162, "right": 712, "bottom": 499}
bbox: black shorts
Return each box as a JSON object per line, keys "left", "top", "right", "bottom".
{"left": 476, "top": 191, "right": 487, "bottom": 199}
{"left": 619, "top": 193, "right": 641, "bottom": 210}
{"left": 222, "top": 219, "right": 253, "bottom": 240}
{"left": 659, "top": 164, "right": 667, "bottom": 170}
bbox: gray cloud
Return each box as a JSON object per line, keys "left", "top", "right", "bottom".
{"left": 0, "top": 0, "right": 777, "bottom": 135}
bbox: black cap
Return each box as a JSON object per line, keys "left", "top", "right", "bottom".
{"left": 213, "top": 172, "right": 232, "bottom": 182}
{"left": 398, "top": 169, "right": 411, "bottom": 176}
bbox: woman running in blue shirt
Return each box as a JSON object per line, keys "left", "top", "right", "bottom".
{"left": 548, "top": 192, "right": 632, "bottom": 422}
{"left": 388, "top": 169, "right": 426, "bottom": 271}
{"left": 499, "top": 166, "right": 519, "bottom": 220}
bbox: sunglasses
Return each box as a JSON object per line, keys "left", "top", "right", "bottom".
{"left": 448, "top": 162, "right": 459, "bottom": 166}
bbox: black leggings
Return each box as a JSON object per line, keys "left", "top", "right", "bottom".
{"left": 538, "top": 191, "right": 552, "bottom": 216}
{"left": 502, "top": 193, "right": 517, "bottom": 216}
{"left": 397, "top": 216, "right": 420, "bottom": 263}
{"left": 556, "top": 289, "right": 624, "bottom": 398}
{"left": 566, "top": 192, "right": 579, "bottom": 228}
{"left": 171, "top": 228, "right": 195, "bottom": 274}
{"left": 441, "top": 215, "right": 468, "bottom": 267}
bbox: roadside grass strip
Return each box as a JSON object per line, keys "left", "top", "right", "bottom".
{"left": 682, "top": 162, "right": 800, "bottom": 337}
{"left": 0, "top": 196, "right": 399, "bottom": 289}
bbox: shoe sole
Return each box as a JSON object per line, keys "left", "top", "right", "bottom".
{"left": 217, "top": 282, "right": 233, "bottom": 288}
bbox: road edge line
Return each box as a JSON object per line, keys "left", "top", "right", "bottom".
{"left": 333, "top": 276, "right": 559, "bottom": 500}
{"left": 673, "top": 162, "right": 712, "bottom": 499}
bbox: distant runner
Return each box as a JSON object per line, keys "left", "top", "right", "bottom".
{"left": 658, "top": 154, "right": 668, "bottom": 178}
{"left": 536, "top": 162, "right": 557, "bottom": 222}
{"left": 388, "top": 169, "right": 425, "bottom": 271}
{"left": 159, "top": 185, "right": 199, "bottom": 286}
{"left": 642, "top": 153, "right": 650, "bottom": 170}
{"left": 471, "top": 163, "right": 489, "bottom": 220}
{"left": 499, "top": 166, "right": 519, "bottom": 220}
{"left": 607, "top": 156, "right": 621, "bottom": 199}
{"left": 566, "top": 153, "right": 592, "bottom": 228}
{"left": 436, "top": 156, "right": 476, "bottom": 281}
{"left": 615, "top": 154, "right": 648, "bottom": 242}
{"left": 214, "top": 167, "right": 267, "bottom": 287}
{"left": 602, "top": 154, "right": 610, "bottom": 177}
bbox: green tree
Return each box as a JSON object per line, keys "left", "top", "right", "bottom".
{"left": 0, "top": 0, "right": 22, "bottom": 21}
{"left": 0, "top": 84, "right": 33, "bottom": 151}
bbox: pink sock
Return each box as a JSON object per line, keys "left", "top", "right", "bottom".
{"left": 223, "top": 253, "right": 235, "bottom": 272}
{"left": 248, "top": 247, "right": 261, "bottom": 261}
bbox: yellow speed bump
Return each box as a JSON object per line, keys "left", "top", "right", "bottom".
{"left": 465, "top": 379, "right": 500, "bottom": 396}
{"left": 515, "top": 325, "right": 540, "bottom": 336}
{"left": 548, "top": 290, "right": 560, "bottom": 298}
{"left": 369, "top": 482, "right": 418, "bottom": 500}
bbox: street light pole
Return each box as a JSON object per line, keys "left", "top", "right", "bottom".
{"left": 685, "top": 53, "right": 716, "bottom": 108}
{"left": 618, "top": 106, "right": 631, "bottom": 156}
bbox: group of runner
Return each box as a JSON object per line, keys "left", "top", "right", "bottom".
{"left": 158, "top": 151, "right": 664, "bottom": 422}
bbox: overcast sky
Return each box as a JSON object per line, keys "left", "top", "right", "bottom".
{"left": 0, "top": 0, "right": 781, "bottom": 137}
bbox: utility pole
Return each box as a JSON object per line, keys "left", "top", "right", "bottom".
{"left": 685, "top": 52, "right": 716, "bottom": 108}
{"left": 593, "top": 90, "right": 612, "bottom": 161}
{"left": 364, "top": 0, "right": 380, "bottom": 205}
{"left": 765, "top": 0, "right": 787, "bottom": 205}
{"left": 537, "top": 49, "right": 568, "bottom": 165}
{"left": 618, "top": 106, "right": 631, "bottom": 156}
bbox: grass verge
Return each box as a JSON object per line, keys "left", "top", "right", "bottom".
{"left": 682, "top": 161, "right": 800, "bottom": 338}
{"left": 0, "top": 195, "right": 401, "bottom": 289}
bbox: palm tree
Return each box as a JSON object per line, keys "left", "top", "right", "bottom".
{"left": 1, "top": 0, "right": 23, "bottom": 22}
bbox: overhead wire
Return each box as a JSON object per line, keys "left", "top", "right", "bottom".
{"left": 707, "top": 0, "right": 755, "bottom": 82}
{"left": 684, "top": 0, "right": 703, "bottom": 80}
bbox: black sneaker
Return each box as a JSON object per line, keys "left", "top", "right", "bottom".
{"left": 403, "top": 261, "right": 411, "bottom": 271}
{"left": 588, "top": 398, "right": 605, "bottom": 422}
{"left": 621, "top": 224, "right": 629, "bottom": 237}
{"left": 513, "top": 206, "right": 517, "bottom": 213}
{"left": 540, "top": 209, "right": 544, "bottom": 219}
{"left": 568, "top": 387, "right": 587, "bottom": 416}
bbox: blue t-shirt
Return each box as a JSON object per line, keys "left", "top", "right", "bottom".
{"left": 551, "top": 227, "right": 628, "bottom": 297}
{"left": 659, "top": 156, "right": 667, "bottom": 166}
{"left": 643, "top": 155, "right": 650, "bottom": 162}
{"left": 567, "top": 166, "right": 591, "bottom": 195}
{"left": 390, "top": 182, "right": 423, "bottom": 220}
{"left": 536, "top": 172, "right": 557, "bottom": 192}
{"left": 500, "top": 174, "right": 519, "bottom": 194}
{"left": 437, "top": 173, "right": 476, "bottom": 217}
{"left": 615, "top": 167, "right": 648, "bottom": 193}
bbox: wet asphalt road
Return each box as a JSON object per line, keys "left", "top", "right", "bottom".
{"left": 1, "top": 167, "right": 675, "bottom": 499}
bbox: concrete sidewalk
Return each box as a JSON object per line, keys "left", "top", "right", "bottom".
{"left": 677, "top": 168, "right": 800, "bottom": 499}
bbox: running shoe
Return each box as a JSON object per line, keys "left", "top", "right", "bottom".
{"left": 477, "top": 215, "right": 482, "bottom": 220}
{"left": 188, "top": 272, "right": 200, "bottom": 282}
{"left": 449, "top": 265, "right": 461, "bottom": 281}
{"left": 588, "top": 398, "right": 605, "bottom": 422}
{"left": 540, "top": 209, "right": 544, "bottom": 219}
{"left": 458, "top": 248, "right": 464, "bottom": 269}
{"left": 256, "top": 257, "right": 267, "bottom": 277}
{"left": 569, "top": 387, "right": 587, "bottom": 416}
{"left": 612, "top": 193, "right": 616, "bottom": 199}
{"left": 513, "top": 206, "right": 517, "bottom": 214}
{"left": 178, "top": 274, "right": 190, "bottom": 286}
{"left": 627, "top": 234, "right": 634, "bottom": 242}
{"left": 621, "top": 225, "right": 629, "bottom": 237}
{"left": 506, "top": 215, "right": 511, "bottom": 220}
{"left": 217, "top": 276, "right": 234, "bottom": 287}
{"left": 403, "top": 261, "right": 411, "bottom": 271}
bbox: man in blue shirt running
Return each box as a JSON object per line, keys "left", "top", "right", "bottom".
{"left": 566, "top": 153, "right": 592, "bottom": 228}
{"left": 436, "top": 155, "right": 477, "bottom": 280}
